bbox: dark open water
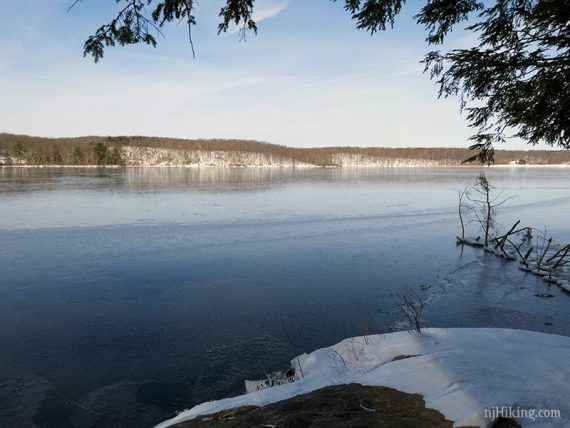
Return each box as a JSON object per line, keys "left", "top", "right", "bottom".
{"left": 1, "top": 167, "right": 569, "bottom": 427}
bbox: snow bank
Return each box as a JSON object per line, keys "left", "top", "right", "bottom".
{"left": 156, "top": 328, "right": 570, "bottom": 427}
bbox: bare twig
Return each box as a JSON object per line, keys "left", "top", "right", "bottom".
{"left": 552, "top": 245, "right": 570, "bottom": 270}
{"left": 547, "top": 244, "right": 570, "bottom": 264}
{"left": 537, "top": 238, "right": 552, "bottom": 268}
{"left": 399, "top": 289, "right": 425, "bottom": 334}
{"left": 492, "top": 220, "right": 521, "bottom": 257}
{"left": 279, "top": 316, "right": 304, "bottom": 379}
{"left": 507, "top": 238, "right": 529, "bottom": 267}
{"left": 458, "top": 186, "right": 469, "bottom": 241}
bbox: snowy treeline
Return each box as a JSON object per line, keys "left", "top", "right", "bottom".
{"left": 120, "top": 147, "right": 455, "bottom": 167}
{"left": 330, "top": 153, "right": 456, "bottom": 167}
{"left": 2, "top": 132, "right": 570, "bottom": 166}
{"left": 120, "top": 146, "right": 316, "bottom": 167}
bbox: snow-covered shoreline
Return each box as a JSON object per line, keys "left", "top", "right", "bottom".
{"left": 1, "top": 144, "right": 567, "bottom": 168}
{"left": 2, "top": 164, "right": 569, "bottom": 169}
{"left": 490, "top": 163, "right": 570, "bottom": 168}
{"left": 156, "top": 328, "right": 570, "bottom": 428}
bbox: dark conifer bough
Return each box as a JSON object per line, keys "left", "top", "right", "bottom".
{"left": 72, "top": 0, "right": 570, "bottom": 163}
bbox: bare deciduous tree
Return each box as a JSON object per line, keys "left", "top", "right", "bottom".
{"left": 457, "top": 185, "right": 470, "bottom": 242}
{"left": 468, "top": 173, "right": 513, "bottom": 247}
{"left": 399, "top": 289, "right": 425, "bottom": 334}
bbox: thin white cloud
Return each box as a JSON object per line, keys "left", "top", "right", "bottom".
{"left": 226, "top": 0, "right": 288, "bottom": 34}
{"left": 253, "top": 0, "right": 289, "bottom": 22}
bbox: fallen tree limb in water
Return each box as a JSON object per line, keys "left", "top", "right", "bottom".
{"left": 456, "top": 175, "right": 570, "bottom": 295}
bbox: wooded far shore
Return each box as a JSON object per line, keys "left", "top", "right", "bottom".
{"left": 1, "top": 133, "right": 569, "bottom": 167}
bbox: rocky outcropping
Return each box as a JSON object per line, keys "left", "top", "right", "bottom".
{"left": 170, "top": 384, "right": 456, "bottom": 428}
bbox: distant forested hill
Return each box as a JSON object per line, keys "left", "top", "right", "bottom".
{"left": 1, "top": 133, "right": 569, "bottom": 167}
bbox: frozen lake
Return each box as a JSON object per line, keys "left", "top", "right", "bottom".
{"left": 1, "top": 167, "right": 569, "bottom": 427}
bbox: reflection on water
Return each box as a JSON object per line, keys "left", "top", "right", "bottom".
{"left": 0, "top": 167, "right": 569, "bottom": 427}
{"left": 3, "top": 164, "right": 565, "bottom": 190}
{"left": 1, "top": 166, "right": 327, "bottom": 190}
{"left": 1, "top": 167, "right": 569, "bottom": 232}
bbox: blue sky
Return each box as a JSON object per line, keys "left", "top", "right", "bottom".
{"left": 0, "top": 0, "right": 537, "bottom": 148}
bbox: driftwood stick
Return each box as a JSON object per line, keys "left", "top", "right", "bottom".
{"left": 537, "top": 238, "right": 552, "bottom": 268}
{"left": 514, "top": 240, "right": 525, "bottom": 253}
{"left": 507, "top": 238, "right": 529, "bottom": 267}
{"left": 499, "top": 220, "right": 520, "bottom": 245}
{"left": 547, "top": 244, "right": 570, "bottom": 264}
{"left": 493, "top": 228, "right": 530, "bottom": 242}
{"left": 493, "top": 232, "right": 531, "bottom": 254}
{"left": 491, "top": 220, "right": 521, "bottom": 257}
{"left": 552, "top": 245, "right": 570, "bottom": 269}
{"left": 523, "top": 246, "right": 533, "bottom": 261}
{"left": 458, "top": 187, "right": 469, "bottom": 242}
{"left": 456, "top": 237, "right": 485, "bottom": 247}
{"left": 492, "top": 223, "right": 526, "bottom": 248}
